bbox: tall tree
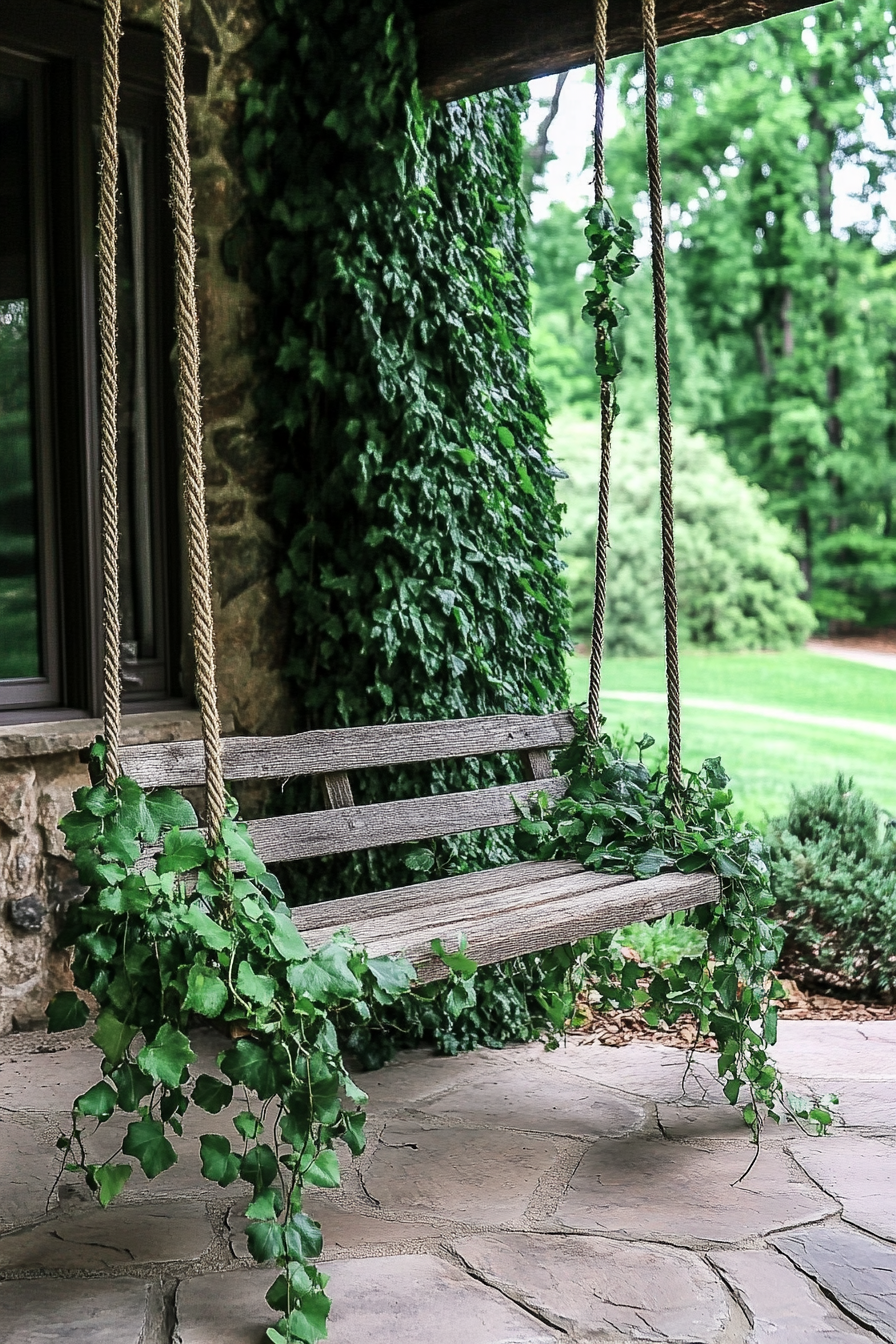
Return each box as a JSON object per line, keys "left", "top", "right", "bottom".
{"left": 605, "top": 0, "right": 896, "bottom": 623}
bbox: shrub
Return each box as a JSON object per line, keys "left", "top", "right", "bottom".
{"left": 768, "top": 775, "right": 896, "bottom": 1000}
{"left": 554, "top": 419, "right": 817, "bottom": 653}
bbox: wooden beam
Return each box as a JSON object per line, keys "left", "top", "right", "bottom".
{"left": 412, "top": 0, "right": 811, "bottom": 101}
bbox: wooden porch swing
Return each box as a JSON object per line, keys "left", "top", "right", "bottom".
{"left": 96, "top": 0, "right": 721, "bottom": 984}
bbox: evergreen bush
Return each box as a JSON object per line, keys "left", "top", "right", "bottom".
{"left": 555, "top": 421, "right": 816, "bottom": 653}
{"left": 768, "top": 775, "right": 896, "bottom": 1000}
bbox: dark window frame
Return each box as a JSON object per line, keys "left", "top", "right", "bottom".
{"left": 0, "top": 3, "right": 208, "bottom": 724}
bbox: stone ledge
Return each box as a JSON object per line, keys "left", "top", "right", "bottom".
{"left": 0, "top": 710, "right": 235, "bottom": 762}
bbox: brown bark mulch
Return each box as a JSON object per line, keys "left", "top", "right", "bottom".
{"left": 570, "top": 978, "right": 896, "bottom": 1051}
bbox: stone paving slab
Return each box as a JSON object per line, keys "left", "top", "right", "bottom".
{"left": 789, "top": 1134, "right": 896, "bottom": 1240}
{"left": 347, "top": 1048, "right": 506, "bottom": 1112}
{"left": 228, "top": 1195, "right": 441, "bottom": 1259}
{"left": 174, "top": 1258, "right": 560, "bottom": 1344}
{"left": 773, "top": 1225, "right": 896, "bottom": 1343}
{"left": 0, "top": 1112, "right": 67, "bottom": 1231}
{"left": 0, "top": 1201, "right": 215, "bottom": 1270}
{"left": 538, "top": 1040, "right": 727, "bottom": 1103}
{"left": 555, "top": 1137, "right": 838, "bottom": 1243}
{"left": 657, "top": 1101, "right": 754, "bottom": 1140}
{"left": 0, "top": 1042, "right": 103, "bottom": 1113}
{"left": 364, "top": 1119, "right": 562, "bottom": 1225}
{"left": 710, "top": 1247, "right": 878, "bottom": 1343}
{"left": 788, "top": 1077, "right": 896, "bottom": 1129}
{"left": 455, "top": 1231, "right": 731, "bottom": 1342}
{"left": 0, "top": 1276, "right": 154, "bottom": 1344}
{"left": 417, "top": 1060, "right": 646, "bottom": 1137}
{"left": 772, "top": 1020, "right": 896, "bottom": 1080}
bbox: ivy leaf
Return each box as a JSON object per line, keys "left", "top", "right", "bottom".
{"left": 366, "top": 956, "right": 416, "bottom": 998}
{"left": 403, "top": 846, "right": 434, "bottom": 873}
{"left": 101, "top": 823, "right": 141, "bottom": 867}
{"left": 303, "top": 1149, "right": 340, "bottom": 1188}
{"left": 146, "top": 788, "right": 199, "bottom": 833}
{"left": 199, "top": 1133, "right": 241, "bottom": 1187}
{"left": 222, "top": 819, "right": 265, "bottom": 877}
{"left": 92, "top": 1010, "right": 137, "bottom": 1067}
{"left": 138, "top": 1023, "right": 196, "bottom": 1088}
{"left": 241, "top": 1143, "right": 278, "bottom": 1191}
{"left": 245, "top": 1187, "right": 281, "bottom": 1220}
{"left": 266, "top": 909, "right": 310, "bottom": 962}
{"left": 246, "top": 1218, "right": 284, "bottom": 1263}
{"left": 341, "top": 1111, "right": 366, "bottom": 1157}
{"left": 46, "top": 991, "right": 89, "bottom": 1033}
{"left": 283, "top": 1211, "right": 323, "bottom": 1261}
{"left": 255, "top": 870, "right": 285, "bottom": 901}
{"left": 122, "top": 1118, "right": 177, "bottom": 1178}
{"left": 219, "top": 1039, "right": 277, "bottom": 1098}
{"left": 87, "top": 1162, "right": 132, "bottom": 1207}
{"left": 633, "top": 848, "right": 668, "bottom": 878}
{"left": 234, "top": 1111, "right": 263, "bottom": 1140}
{"left": 712, "top": 964, "right": 740, "bottom": 1011}
{"left": 157, "top": 828, "right": 208, "bottom": 875}
{"left": 111, "top": 1062, "right": 154, "bottom": 1112}
{"left": 58, "top": 810, "right": 101, "bottom": 846}
{"left": 283, "top": 1293, "right": 331, "bottom": 1344}
{"left": 182, "top": 904, "right": 233, "bottom": 951}
{"left": 431, "top": 938, "right": 477, "bottom": 979}
{"left": 236, "top": 960, "right": 277, "bottom": 1008}
{"left": 192, "top": 1074, "right": 234, "bottom": 1114}
{"left": 80, "top": 784, "right": 120, "bottom": 817}
{"left": 183, "top": 964, "right": 228, "bottom": 1018}
{"left": 75, "top": 1081, "right": 117, "bottom": 1120}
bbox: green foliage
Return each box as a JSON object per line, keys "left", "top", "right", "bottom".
{"left": 768, "top": 775, "right": 896, "bottom": 998}
{"left": 240, "top": 0, "right": 569, "bottom": 905}
{"left": 555, "top": 419, "right": 815, "bottom": 651}
{"left": 525, "top": 713, "right": 790, "bottom": 1124}
{"left": 50, "top": 758, "right": 415, "bottom": 1344}
{"left": 582, "top": 202, "right": 638, "bottom": 383}
{"left": 600, "top": 1, "right": 896, "bottom": 628}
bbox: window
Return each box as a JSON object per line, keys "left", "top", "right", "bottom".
{"left": 0, "top": 4, "right": 201, "bottom": 721}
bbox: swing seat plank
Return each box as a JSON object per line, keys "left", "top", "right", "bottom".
{"left": 296, "top": 864, "right": 719, "bottom": 981}
{"left": 122, "top": 712, "right": 721, "bottom": 984}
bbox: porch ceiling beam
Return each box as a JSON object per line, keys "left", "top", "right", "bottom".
{"left": 412, "top": 0, "right": 811, "bottom": 101}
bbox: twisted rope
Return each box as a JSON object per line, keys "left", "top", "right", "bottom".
{"left": 586, "top": 0, "right": 614, "bottom": 743}
{"left": 642, "top": 0, "right": 682, "bottom": 789}
{"left": 160, "top": 0, "right": 226, "bottom": 842}
{"left": 99, "top": 0, "right": 122, "bottom": 785}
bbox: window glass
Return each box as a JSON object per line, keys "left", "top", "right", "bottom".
{"left": 0, "top": 75, "right": 41, "bottom": 680}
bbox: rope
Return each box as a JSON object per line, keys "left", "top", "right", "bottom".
{"left": 98, "top": 0, "right": 122, "bottom": 786}
{"left": 642, "top": 0, "right": 683, "bottom": 789}
{"left": 586, "top": 0, "right": 613, "bottom": 743}
{"left": 160, "top": 0, "right": 226, "bottom": 842}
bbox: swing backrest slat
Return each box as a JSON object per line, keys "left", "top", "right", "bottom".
{"left": 118, "top": 710, "right": 575, "bottom": 789}
{"left": 123, "top": 711, "right": 575, "bottom": 866}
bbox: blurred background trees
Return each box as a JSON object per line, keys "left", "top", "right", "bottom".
{"left": 528, "top": 0, "right": 896, "bottom": 643}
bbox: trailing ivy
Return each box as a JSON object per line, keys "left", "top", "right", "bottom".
{"left": 49, "top": 746, "right": 417, "bottom": 1344}
{"left": 519, "top": 713, "right": 836, "bottom": 1132}
{"left": 239, "top": 0, "right": 569, "bottom": 906}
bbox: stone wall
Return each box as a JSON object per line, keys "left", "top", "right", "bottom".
{"left": 0, "top": 0, "right": 294, "bottom": 1033}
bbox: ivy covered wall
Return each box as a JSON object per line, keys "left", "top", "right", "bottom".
{"left": 239, "top": 0, "right": 569, "bottom": 888}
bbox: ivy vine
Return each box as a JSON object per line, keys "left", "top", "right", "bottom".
{"left": 238, "top": 0, "right": 569, "bottom": 912}
{"left": 49, "top": 745, "right": 417, "bottom": 1344}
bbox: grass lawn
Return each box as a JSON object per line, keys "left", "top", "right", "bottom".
{"left": 568, "top": 649, "right": 896, "bottom": 827}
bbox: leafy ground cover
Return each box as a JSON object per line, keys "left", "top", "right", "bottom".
{"left": 569, "top": 651, "right": 896, "bottom": 825}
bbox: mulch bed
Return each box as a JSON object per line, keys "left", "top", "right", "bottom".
{"left": 570, "top": 978, "right": 896, "bottom": 1051}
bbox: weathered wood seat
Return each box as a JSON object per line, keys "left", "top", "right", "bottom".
{"left": 119, "top": 712, "right": 720, "bottom": 982}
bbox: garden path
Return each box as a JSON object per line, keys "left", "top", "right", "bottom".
{"left": 603, "top": 689, "right": 896, "bottom": 743}
{"left": 0, "top": 1019, "right": 895, "bottom": 1342}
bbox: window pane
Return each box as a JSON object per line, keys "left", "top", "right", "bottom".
{"left": 0, "top": 76, "right": 41, "bottom": 680}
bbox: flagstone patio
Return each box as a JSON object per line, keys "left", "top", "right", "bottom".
{"left": 0, "top": 1018, "right": 894, "bottom": 1343}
